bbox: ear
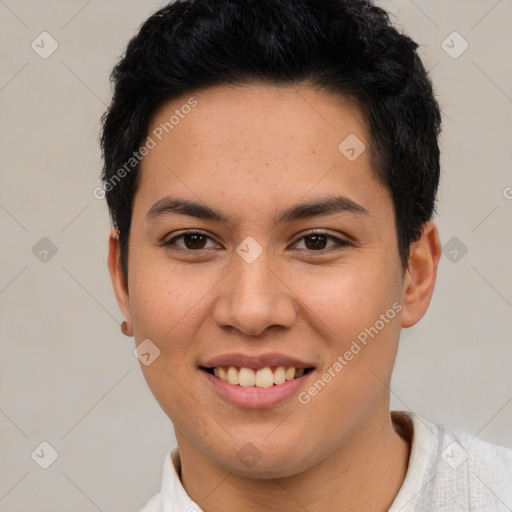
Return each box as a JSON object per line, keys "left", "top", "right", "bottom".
{"left": 401, "top": 221, "right": 442, "bottom": 328}
{"left": 107, "top": 228, "right": 133, "bottom": 332}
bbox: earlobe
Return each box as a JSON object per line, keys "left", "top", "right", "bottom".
{"left": 400, "top": 222, "right": 442, "bottom": 328}
{"left": 121, "top": 320, "right": 134, "bottom": 337}
{"left": 107, "top": 229, "right": 133, "bottom": 334}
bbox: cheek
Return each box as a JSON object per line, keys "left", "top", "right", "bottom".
{"left": 127, "top": 260, "right": 211, "bottom": 421}
{"left": 287, "top": 260, "right": 391, "bottom": 339}
{"left": 291, "top": 276, "right": 397, "bottom": 441}
{"left": 128, "top": 252, "right": 213, "bottom": 342}
{"left": 288, "top": 257, "right": 402, "bottom": 383}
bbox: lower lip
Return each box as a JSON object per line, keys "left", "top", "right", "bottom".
{"left": 201, "top": 369, "right": 314, "bottom": 409}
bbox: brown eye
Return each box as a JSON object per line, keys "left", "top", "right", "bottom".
{"left": 182, "top": 233, "right": 207, "bottom": 249}
{"left": 304, "top": 234, "right": 328, "bottom": 250}
{"left": 163, "top": 231, "right": 219, "bottom": 251}
{"left": 293, "top": 232, "right": 351, "bottom": 252}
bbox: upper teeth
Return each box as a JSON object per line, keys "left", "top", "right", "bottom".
{"left": 212, "top": 366, "right": 305, "bottom": 387}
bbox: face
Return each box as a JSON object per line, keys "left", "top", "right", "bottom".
{"left": 109, "top": 83, "right": 436, "bottom": 478}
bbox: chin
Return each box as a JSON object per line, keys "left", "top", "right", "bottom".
{"left": 226, "top": 454, "right": 310, "bottom": 480}
{"left": 209, "top": 436, "right": 318, "bottom": 479}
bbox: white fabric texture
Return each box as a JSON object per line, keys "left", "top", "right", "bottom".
{"left": 140, "top": 411, "right": 512, "bottom": 511}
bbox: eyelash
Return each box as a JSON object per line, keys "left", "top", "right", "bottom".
{"left": 162, "top": 230, "right": 352, "bottom": 254}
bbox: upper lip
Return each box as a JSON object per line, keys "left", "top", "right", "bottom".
{"left": 200, "top": 352, "right": 315, "bottom": 370}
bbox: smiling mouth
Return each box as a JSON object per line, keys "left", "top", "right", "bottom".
{"left": 201, "top": 365, "right": 315, "bottom": 388}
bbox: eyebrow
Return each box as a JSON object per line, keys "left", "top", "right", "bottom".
{"left": 145, "top": 195, "right": 369, "bottom": 225}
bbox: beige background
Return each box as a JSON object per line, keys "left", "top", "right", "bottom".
{"left": 0, "top": 0, "right": 511, "bottom": 510}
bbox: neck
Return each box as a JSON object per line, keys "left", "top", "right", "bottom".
{"left": 176, "top": 406, "right": 411, "bottom": 512}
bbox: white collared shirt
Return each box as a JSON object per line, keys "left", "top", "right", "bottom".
{"left": 140, "top": 411, "right": 512, "bottom": 511}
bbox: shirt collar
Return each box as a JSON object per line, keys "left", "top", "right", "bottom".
{"left": 160, "top": 447, "right": 203, "bottom": 512}
{"left": 388, "top": 411, "right": 433, "bottom": 512}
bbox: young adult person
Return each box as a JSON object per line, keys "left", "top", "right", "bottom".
{"left": 100, "top": 1, "right": 512, "bottom": 510}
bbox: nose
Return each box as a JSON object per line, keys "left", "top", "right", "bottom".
{"left": 213, "top": 248, "right": 297, "bottom": 337}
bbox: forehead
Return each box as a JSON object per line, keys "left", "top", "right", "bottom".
{"left": 135, "top": 82, "right": 388, "bottom": 223}
{"left": 144, "top": 82, "right": 370, "bottom": 156}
